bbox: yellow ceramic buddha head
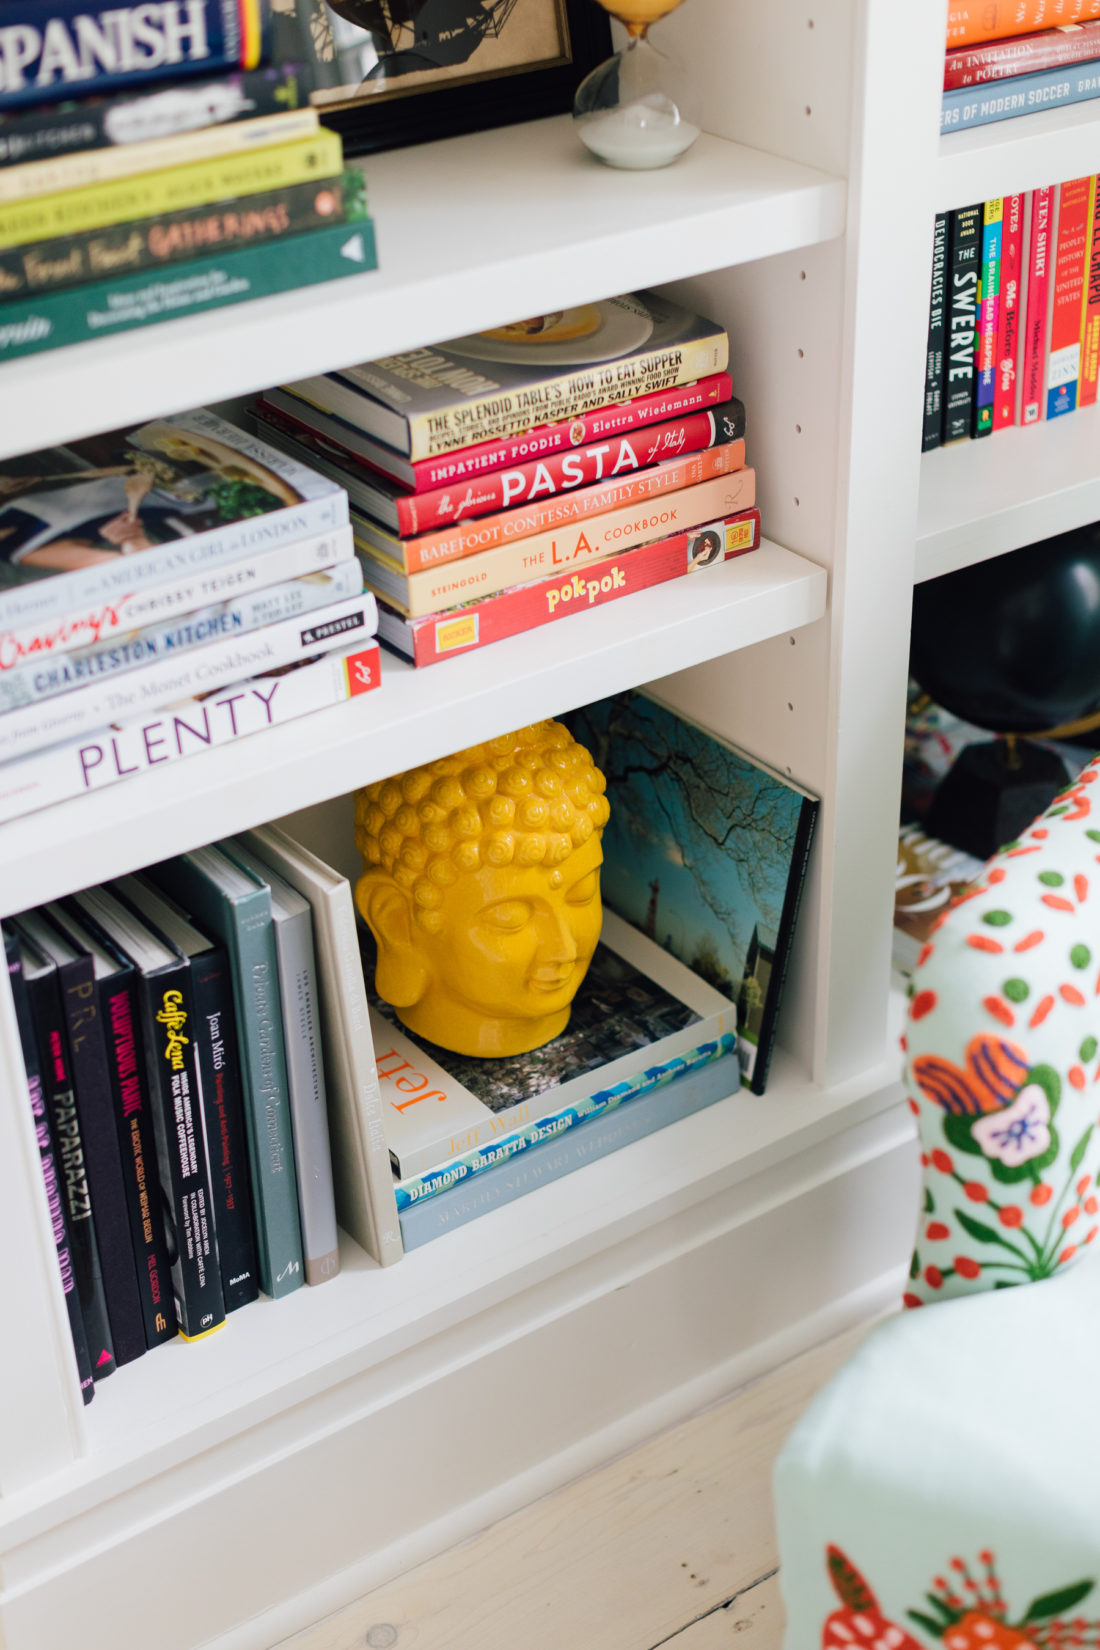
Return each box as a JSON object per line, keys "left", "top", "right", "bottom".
{"left": 354, "top": 720, "right": 610, "bottom": 1058}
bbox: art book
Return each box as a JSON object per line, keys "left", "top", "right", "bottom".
{"left": 566, "top": 691, "right": 819, "bottom": 1095}
{"left": 367, "top": 909, "right": 737, "bottom": 1180}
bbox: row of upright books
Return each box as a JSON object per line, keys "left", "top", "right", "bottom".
{"left": 5, "top": 825, "right": 402, "bottom": 1400}
{"left": 253, "top": 289, "right": 761, "bottom": 667}
{"left": 0, "top": 407, "right": 380, "bottom": 823}
{"left": 0, "top": 0, "right": 375, "bottom": 363}
{"left": 923, "top": 180, "right": 1100, "bottom": 449}
{"left": 943, "top": 1, "right": 1100, "bottom": 131}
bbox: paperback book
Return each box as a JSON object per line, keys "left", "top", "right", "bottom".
{"left": 368, "top": 908, "right": 738, "bottom": 1180}
{"left": 566, "top": 690, "right": 819, "bottom": 1095}
{"left": 284, "top": 292, "right": 729, "bottom": 462}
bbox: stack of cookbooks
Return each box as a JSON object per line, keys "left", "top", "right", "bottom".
{"left": 4, "top": 824, "right": 401, "bottom": 1398}
{"left": 0, "top": 407, "right": 381, "bottom": 824}
{"left": 252, "top": 290, "right": 760, "bottom": 668}
{"left": 0, "top": 0, "right": 375, "bottom": 364}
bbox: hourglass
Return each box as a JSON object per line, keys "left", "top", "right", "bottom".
{"left": 573, "top": 0, "right": 700, "bottom": 170}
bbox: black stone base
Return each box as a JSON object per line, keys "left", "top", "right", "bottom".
{"left": 925, "top": 739, "right": 1071, "bottom": 860}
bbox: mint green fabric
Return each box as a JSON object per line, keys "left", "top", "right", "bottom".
{"left": 904, "top": 759, "right": 1100, "bottom": 1304}
{"left": 776, "top": 1252, "right": 1100, "bottom": 1648}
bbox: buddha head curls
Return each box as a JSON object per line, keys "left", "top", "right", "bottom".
{"left": 354, "top": 721, "right": 609, "bottom": 934}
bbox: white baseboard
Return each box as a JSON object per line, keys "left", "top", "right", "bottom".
{"left": 0, "top": 1097, "right": 917, "bottom": 1650}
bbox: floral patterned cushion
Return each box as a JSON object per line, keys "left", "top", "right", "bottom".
{"left": 904, "top": 756, "right": 1100, "bottom": 1305}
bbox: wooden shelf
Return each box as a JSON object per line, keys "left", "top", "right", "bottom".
{"left": 917, "top": 404, "right": 1100, "bottom": 582}
{"left": 938, "top": 101, "right": 1100, "bottom": 212}
{"left": 0, "top": 116, "right": 845, "bottom": 462}
{"left": 0, "top": 541, "right": 826, "bottom": 918}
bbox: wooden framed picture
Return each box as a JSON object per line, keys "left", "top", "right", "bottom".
{"left": 282, "top": 0, "right": 613, "bottom": 156}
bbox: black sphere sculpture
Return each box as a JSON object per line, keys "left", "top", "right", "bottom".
{"left": 909, "top": 523, "right": 1100, "bottom": 858}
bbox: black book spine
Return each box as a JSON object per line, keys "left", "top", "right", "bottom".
{"left": 26, "top": 961, "right": 115, "bottom": 1379}
{"left": 923, "top": 212, "right": 949, "bottom": 452}
{"left": 5, "top": 931, "right": 95, "bottom": 1404}
{"left": 57, "top": 954, "right": 146, "bottom": 1366}
{"left": 943, "top": 202, "right": 983, "bottom": 444}
{"left": 191, "top": 948, "right": 259, "bottom": 1313}
{"left": 138, "top": 961, "right": 226, "bottom": 1339}
{"left": 99, "top": 969, "right": 177, "bottom": 1349}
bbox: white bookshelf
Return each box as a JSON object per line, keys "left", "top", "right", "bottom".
{"left": 9, "top": 3, "right": 1080, "bottom": 1647}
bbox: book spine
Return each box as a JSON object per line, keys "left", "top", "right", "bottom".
{"left": 398, "top": 1052, "right": 738, "bottom": 1253}
{"left": 6, "top": 934, "right": 95, "bottom": 1402}
{"left": 973, "top": 198, "right": 1003, "bottom": 437}
{"left": 0, "top": 555, "right": 362, "bottom": 715}
{"left": 943, "top": 204, "right": 983, "bottom": 442}
{"left": 994, "top": 192, "right": 1025, "bottom": 430}
{"left": 1023, "top": 187, "right": 1053, "bottom": 422}
{"left": 385, "top": 452, "right": 753, "bottom": 578}
{"left": 0, "top": 213, "right": 374, "bottom": 370}
{"left": 0, "top": 0, "right": 269, "bottom": 112}
{"left": 946, "top": 0, "right": 1100, "bottom": 47}
{"left": 0, "top": 525, "right": 355, "bottom": 674}
{"left": 0, "top": 108, "right": 318, "bottom": 206}
{"left": 57, "top": 955, "right": 146, "bottom": 1364}
{"left": 385, "top": 512, "right": 761, "bottom": 670}
{"left": 396, "top": 1036, "right": 735, "bottom": 1210}
{"left": 0, "top": 64, "right": 310, "bottom": 168}
{"left": 26, "top": 965, "right": 115, "bottom": 1377}
{"left": 97, "top": 968, "right": 176, "bottom": 1347}
{"left": 944, "top": 20, "right": 1100, "bottom": 85}
{"left": 269, "top": 907, "right": 340, "bottom": 1285}
{"left": 0, "top": 167, "right": 359, "bottom": 298}
{"left": 0, "top": 129, "right": 343, "bottom": 251}
{"left": 923, "top": 213, "right": 949, "bottom": 452}
{"left": 744, "top": 797, "right": 818, "bottom": 1097}
{"left": 189, "top": 949, "right": 258, "bottom": 1312}
{"left": 1080, "top": 175, "right": 1100, "bottom": 407}
{"left": 139, "top": 966, "right": 225, "bottom": 1337}
{"left": 378, "top": 470, "right": 758, "bottom": 619}
{"left": 1047, "top": 175, "right": 1091, "bottom": 418}
{"left": 0, "top": 591, "right": 377, "bottom": 762}
{"left": 941, "top": 63, "right": 1100, "bottom": 131}
{"left": 0, "top": 641, "right": 382, "bottom": 823}
{"left": 402, "top": 331, "right": 732, "bottom": 461}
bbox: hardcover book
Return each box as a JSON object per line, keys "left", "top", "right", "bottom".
{"left": 0, "top": 406, "right": 347, "bottom": 633}
{"left": 30, "top": 903, "right": 147, "bottom": 1364}
{"left": 224, "top": 839, "right": 340, "bottom": 1286}
{"left": 285, "top": 292, "right": 729, "bottom": 462}
{"left": 254, "top": 395, "right": 747, "bottom": 540}
{"left": 241, "top": 822, "right": 403, "bottom": 1268}
{"left": 944, "top": 203, "right": 982, "bottom": 442}
{"left": 5, "top": 925, "right": 95, "bottom": 1401}
{"left": 398, "top": 1048, "right": 739, "bottom": 1252}
{"left": 262, "top": 372, "right": 736, "bottom": 492}
{"left": 148, "top": 844, "right": 304, "bottom": 1299}
{"left": 110, "top": 873, "right": 259, "bottom": 1314}
{"left": 11, "top": 912, "right": 115, "bottom": 1379}
{"left": 566, "top": 690, "right": 819, "bottom": 1095}
{"left": 369, "top": 908, "right": 738, "bottom": 1181}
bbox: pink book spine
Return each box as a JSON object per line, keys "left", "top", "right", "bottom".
{"left": 995, "top": 193, "right": 1025, "bottom": 430}
{"left": 1022, "top": 186, "right": 1053, "bottom": 425}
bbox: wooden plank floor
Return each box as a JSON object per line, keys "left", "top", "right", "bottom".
{"left": 279, "top": 1326, "right": 866, "bottom": 1650}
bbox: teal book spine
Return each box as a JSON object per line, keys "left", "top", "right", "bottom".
{"left": 148, "top": 854, "right": 304, "bottom": 1299}
{"left": 0, "top": 216, "right": 376, "bottom": 363}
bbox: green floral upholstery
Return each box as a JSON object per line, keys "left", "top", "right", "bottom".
{"left": 904, "top": 759, "right": 1100, "bottom": 1303}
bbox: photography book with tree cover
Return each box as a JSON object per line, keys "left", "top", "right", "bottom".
{"left": 567, "top": 691, "right": 818, "bottom": 1094}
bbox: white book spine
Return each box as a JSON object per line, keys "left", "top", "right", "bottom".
{"left": 0, "top": 591, "right": 377, "bottom": 760}
{"left": 0, "top": 554, "right": 362, "bottom": 714}
{"left": 0, "top": 408, "right": 348, "bottom": 631}
{"left": 0, "top": 523, "right": 355, "bottom": 676}
{"left": 0, "top": 639, "right": 381, "bottom": 823}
